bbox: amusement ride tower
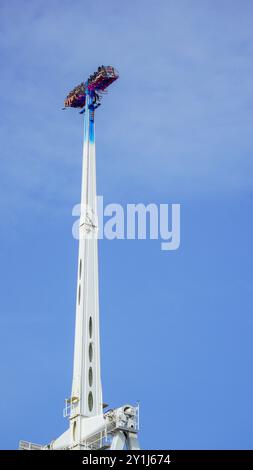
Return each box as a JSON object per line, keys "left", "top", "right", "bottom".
{"left": 19, "top": 66, "right": 140, "bottom": 451}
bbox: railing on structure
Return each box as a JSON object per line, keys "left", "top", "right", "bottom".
{"left": 81, "top": 427, "right": 115, "bottom": 450}
{"left": 63, "top": 396, "right": 79, "bottom": 418}
{"left": 19, "top": 440, "right": 44, "bottom": 450}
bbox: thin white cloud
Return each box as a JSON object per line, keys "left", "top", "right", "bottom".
{"left": 0, "top": 0, "right": 253, "bottom": 219}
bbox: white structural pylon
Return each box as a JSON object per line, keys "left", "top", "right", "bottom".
{"left": 19, "top": 90, "right": 140, "bottom": 451}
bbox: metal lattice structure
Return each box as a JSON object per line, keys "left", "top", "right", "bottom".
{"left": 19, "top": 66, "right": 140, "bottom": 451}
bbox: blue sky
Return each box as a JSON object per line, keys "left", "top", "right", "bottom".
{"left": 0, "top": 0, "right": 253, "bottom": 449}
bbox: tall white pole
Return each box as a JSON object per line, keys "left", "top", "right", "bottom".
{"left": 19, "top": 69, "right": 141, "bottom": 451}
{"left": 70, "top": 94, "right": 103, "bottom": 447}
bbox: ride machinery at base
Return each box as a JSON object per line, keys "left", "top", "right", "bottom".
{"left": 19, "top": 66, "right": 140, "bottom": 451}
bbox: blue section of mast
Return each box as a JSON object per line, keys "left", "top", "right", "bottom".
{"left": 84, "top": 92, "right": 95, "bottom": 144}
{"left": 89, "top": 112, "right": 95, "bottom": 144}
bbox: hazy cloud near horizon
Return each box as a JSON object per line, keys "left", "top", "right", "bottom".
{"left": 1, "top": 0, "right": 253, "bottom": 218}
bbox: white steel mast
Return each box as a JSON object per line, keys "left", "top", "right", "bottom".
{"left": 19, "top": 67, "right": 140, "bottom": 451}
{"left": 68, "top": 94, "right": 103, "bottom": 447}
